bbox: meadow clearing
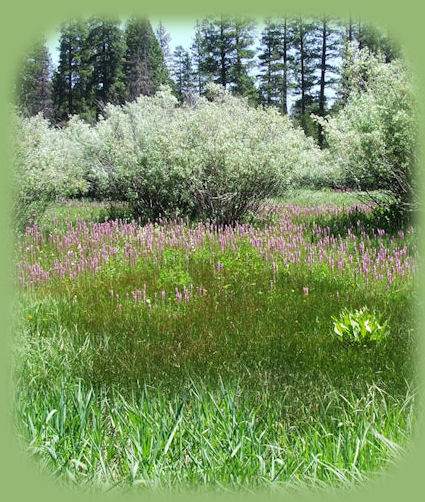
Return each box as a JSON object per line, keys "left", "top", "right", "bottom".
{"left": 12, "top": 29, "right": 419, "bottom": 493}
{"left": 12, "top": 189, "right": 418, "bottom": 493}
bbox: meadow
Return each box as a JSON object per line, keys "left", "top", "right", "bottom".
{"left": 12, "top": 189, "right": 418, "bottom": 493}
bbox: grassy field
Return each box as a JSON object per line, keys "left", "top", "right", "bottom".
{"left": 12, "top": 190, "right": 418, "bottom": 494}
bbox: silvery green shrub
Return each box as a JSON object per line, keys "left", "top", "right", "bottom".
{"left": 89, "top": 87, "right": 182, "bottom": 215}
{"left": 290, "top": 149, "right": 343, "bottom": 189}
{"left": 13, "top": 85, "right": 323, "bottom": 227}
{"left": 318, "top": 46, "right": 417, "bottom": 212}
{"left": 12, "top": 114, "right": 90, "bottom": 230}
{"left": 90, "top": 84, "right": 322, "bottom": 223}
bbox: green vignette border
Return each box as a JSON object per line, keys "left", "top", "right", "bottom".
{"left": 0, "top": 1, "right": 424, "bottom": 502}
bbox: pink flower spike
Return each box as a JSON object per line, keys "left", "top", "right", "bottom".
{"left": 303, "top": 287, "right": 309, "bottom": 295}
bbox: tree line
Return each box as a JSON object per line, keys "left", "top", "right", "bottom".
{"left": 16, "top": 16, "right": 400, "bottom": 140}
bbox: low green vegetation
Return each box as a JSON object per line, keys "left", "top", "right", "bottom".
{"left": 331, "top": 307, "right": 390, "bottom": 345}
{"left": 279, "top": 188, "right": 390, "bottom": 207}
{"left": 13, "top": 193, "right": 417, "bottom": 493}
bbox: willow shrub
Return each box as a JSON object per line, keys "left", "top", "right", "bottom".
{"left": 13, "top": 85, "right": 323, "bottom": 227}
{"left": 318, "top": 46, "right": 417, "bottom": 213}
{"left": 12, "top": 114, "right": 91, "bottom": 230}
{"left": 90, "top": 84, "right": 323, "bottom": 224}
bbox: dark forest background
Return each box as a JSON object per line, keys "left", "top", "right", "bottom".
{"left": 15, "top": 16, "right": 400, "bottom": 144}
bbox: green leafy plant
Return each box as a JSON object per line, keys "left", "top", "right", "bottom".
{"left": 158, "top": 265, "right": 192, "bottom": 289}
{"left": 331, "top": 307, "right": 389, "bottom": 345}
{"left": 318, "top": 46, "right": 417, "bottom": 214}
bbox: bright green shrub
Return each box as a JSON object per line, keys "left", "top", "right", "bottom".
{"left": 331, "top": 307, "right": 389, "bottom": 346}
{"left": 318, "top": 46, "right": 417, "bottom": 212}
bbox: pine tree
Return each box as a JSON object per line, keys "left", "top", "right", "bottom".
{"left": 357, "top": 21, "right": 400, "bottom": 62}
{"left": 198, "top": 16, "right": 235, "bottom": 88}
{"left": 337, "top": 21, "right": 359, "bottom": 107}
{"left": 194, "top": 16, "right": 257, "bottom": 100}
{"left": 156, "top": 21, "right": 172, "bottom": 69}
{"left": 291, "top": 18, "right": 320, "bottom": 135}
{"left": 124, "top": 18, "right": 169, "bottom": 101}
{"left": 191, "top": 21, "right": 210, "bottom": 95}
{"left": 280, "top": 18, "right": 292, "bottom": 115}
{"left": 52, "top": 20, "right": 90, "bottom": 122}
{"left": 86, "top": 17, "right": 126, "bottom": 115}
{"left": 171, "top": 46, "right": 194, "bottom": 103}
{"left": 336, "top": 19, "right": 399, "bottom": 109}
{"left": 231, "top": 18, "right": 257, "bottom": 102}
{"left": 341, "top": 19, "right": 400, "bottom": 63}
{"left": 17, "top": 39, "right": 53, "bottom": 119}
{"left": 317, "top": 17, "right": 342, "bottom": 147}
{"left": 257, "top": 18, "right": 292, "bottom": 113}
{"left": 347, "top": 17, "right": 354, "bottom": 43}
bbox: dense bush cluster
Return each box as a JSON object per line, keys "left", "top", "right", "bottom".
{"left": 92, "top": 85, "right": 323, "bottom": 223}
{"left": 318, "top": 46, "right": 417, "bottom": 212}
{"left": 12, "top": 49, "right": 417, "bottom": 229}
{"left": 13, "top": 85, "right": 323, "bottom": 227}
{"left": 12, "top": 114, "right": 90, "bottom": 229}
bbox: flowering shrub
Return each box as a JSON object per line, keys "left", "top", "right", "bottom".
{"left": 318, "top": 46, "right": 417, "bottom": 212}
{"left": 331, "top": 307, "right": 389, "bottom": 346}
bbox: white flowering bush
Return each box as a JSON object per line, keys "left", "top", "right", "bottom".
{"left": 318, "top": 47, "right": 417, "bottom": 212}
{"left": 12, "top": 113, "right": 89, "bottom": 229}
{"left": 90, "top": 85, "right": 322, "bottom": 223}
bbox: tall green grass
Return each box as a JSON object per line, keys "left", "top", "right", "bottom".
{"left": 14, "top": 376, "right": 416, "bottom": 493}
{"left": 12, "top": 191, "right": 418, "bottom": 493}
{"left": 279, "top": 188, "right": 391, "bottom": 207}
